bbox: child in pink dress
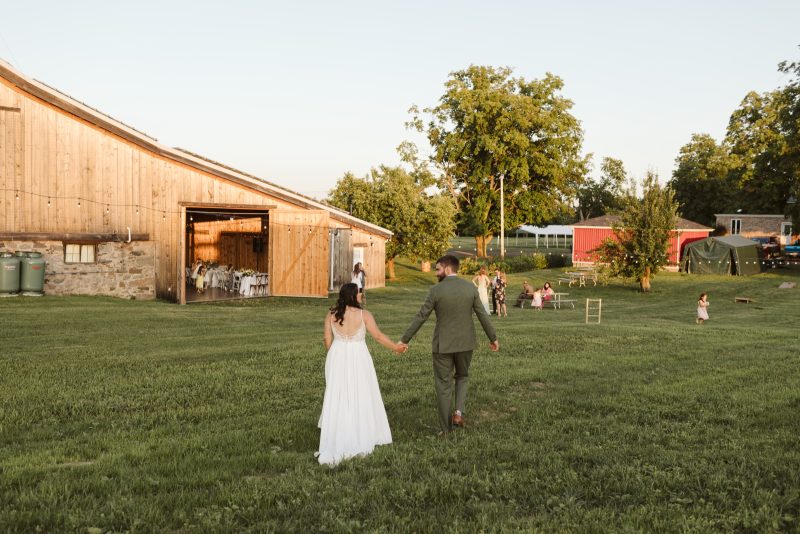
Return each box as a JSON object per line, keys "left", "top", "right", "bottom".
{"left": 696, "top": 293, "right": 709, "bottom": 325}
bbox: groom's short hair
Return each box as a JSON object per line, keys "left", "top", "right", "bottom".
{"left": 436, "top": 255, "right": 460, "bottom": 272}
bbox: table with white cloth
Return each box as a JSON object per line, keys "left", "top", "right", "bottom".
{"left": 205, "top": 268, "right": 227, "bottom": 288}
{"left": 238, "top": 274, "right": 258, "bottom": 295}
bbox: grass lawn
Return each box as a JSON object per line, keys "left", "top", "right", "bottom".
{"left": 449, "top": 236, "right": 571, "bottom": 258}
{"left": 1, "top": 260, "right": 799, "bottom": 532}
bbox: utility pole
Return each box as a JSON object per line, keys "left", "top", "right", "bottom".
{"left": 500, "top": 173, "right": 505, "bottom": 259}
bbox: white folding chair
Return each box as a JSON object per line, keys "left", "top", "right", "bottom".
{"left": 231, "top": 272, "right": 242, "bottom": 293}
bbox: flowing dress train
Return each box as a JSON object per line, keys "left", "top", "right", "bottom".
{"left": 317, "top": 312, "right": 392, "bottom": 466}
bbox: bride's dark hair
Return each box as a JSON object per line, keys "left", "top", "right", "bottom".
{"left": 331, "top": 283, "right": 361, "bottom": 325}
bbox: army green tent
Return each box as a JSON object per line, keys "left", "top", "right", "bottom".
{"left": 681, "top": 236, "right": 763, "bottom": 275}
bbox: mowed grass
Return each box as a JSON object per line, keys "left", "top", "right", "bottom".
{"left": 1, "top": 261, "right": 799, "bottom": 532}
{"left": 449, "top": 236, "right": 571, "bottom": 258}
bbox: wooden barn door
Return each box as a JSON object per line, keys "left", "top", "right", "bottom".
{"left": 269, "top": 210, "right": 329, "bottom": 297}
{"left": 329, "top": 228, "right": 353, "bottom": 291}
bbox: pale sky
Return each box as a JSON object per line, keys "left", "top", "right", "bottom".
{"left": 1, "top": 1, "right": 797, "bottom": 199}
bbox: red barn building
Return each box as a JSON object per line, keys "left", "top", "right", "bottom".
{"left": 572, "top": 215, "right": 712, "bottom": 269}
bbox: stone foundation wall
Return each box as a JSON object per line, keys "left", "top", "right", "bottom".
{"left": 0, "top": 240, "right": 156, "bottom": 299}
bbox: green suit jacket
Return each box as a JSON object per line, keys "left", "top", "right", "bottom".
{"left": 401, "top": 275, "right": 498, "bottom": 354}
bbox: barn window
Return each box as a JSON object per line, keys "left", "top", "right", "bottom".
{"left": 64, "top": 244, "right": 96, "bottom": 263}
{"left": 730, "top": 219, "right": 741, "bottom": 235}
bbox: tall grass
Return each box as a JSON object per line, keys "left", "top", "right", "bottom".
{"left": 1, "top": 261, "right": 799, "bottom": 532}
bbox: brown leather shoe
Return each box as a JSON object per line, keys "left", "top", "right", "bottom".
{"left": 451, "top": 412, "right": 465, "bottom": 428}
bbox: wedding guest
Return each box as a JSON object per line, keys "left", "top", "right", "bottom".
{"left": 352, "top": 262, "right": 366, "bottom": 304}
{"left": 195, "top": 265, "right": 206, "bottom": 293}
{"left": 531, "top": 287, "right": 543, "bottom": 310}
{"left": 542, "top": 281, "right": 555, "bottom": 301}
{"left": 399, "top": 255, "right": 499, "bottom": 434}
{"left": 491, "top": 268, "right": 501, "bottom": 315}
{"left": 696, "top": 292, "right": 710, "bottom": 325}
{"left": 515, "top": 281, "right": 535, "bottom": 307}
{"left": 190, "top": 259, "right": 203, "bottom": 284}
{"left": 495, "top": 271, "right": 508, "bottom": 317}
{"left": 472, "top": 267, "right": 491, "bottom": 313}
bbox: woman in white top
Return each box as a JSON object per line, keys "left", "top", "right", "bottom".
{"left": 352, "top": 262, "right": 366, "bottom": 304}
{"left": 317, "top": 283, "right": 404, "bottom": 466}
{"left": 472, "top": 266, "right": 491, "bottom": 313}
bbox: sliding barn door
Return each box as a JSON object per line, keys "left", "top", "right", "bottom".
{"left": 268, "top": 210, "right": 330, "bottom": 297}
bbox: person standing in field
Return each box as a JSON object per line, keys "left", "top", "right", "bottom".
{"left": 399, "top": 255, "right": 499, "bottom": 434}
{"left": 472, "top": 266, "right": 492, "bottom": 314}
{"left": 495, "top": 271, "right": 508, "bottom": 317}
{"left": 696, "top": 293, "right": 710, "bottom": 325}
{"left": 317, "top": 283, "right": 405, "bottom": 466}
{"left": 352, "top": 262, "right": 366, "bottom": 304}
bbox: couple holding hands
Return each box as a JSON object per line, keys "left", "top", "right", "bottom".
{"left": 317, "top": 255, "right": 500, "bottom": 466}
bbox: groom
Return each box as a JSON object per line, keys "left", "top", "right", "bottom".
{"left": 399, "top": 255, "right": 500, "bottom": 433}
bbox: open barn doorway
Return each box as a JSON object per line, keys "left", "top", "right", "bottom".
{"left": 182, "top": 206, "right": 270, "bottom": 303}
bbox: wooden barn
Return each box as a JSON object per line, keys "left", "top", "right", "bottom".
{"left": 0, "top": 59, "right": 390, "bottom": 303}
{"left": 571, "top": 215, "right": 712, "bottom": 268}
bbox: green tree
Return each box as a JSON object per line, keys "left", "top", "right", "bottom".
{"left": 668, "top": 134, "right": 738, "bottom": 226}
{"left": 327, "top": 165, "right": 456, "bottom": 279}
{"left": 724, "top": 90, "right": 792, "bottom": 214}
{"left": 410, "top": 65, "right": 588, "bottom": 257}
{"left": 593, "top": 172, "right": 679, "bottom": 292}
{"left": 576, "top": 157, "right": 627, "bottom": 220}
{"left": 777, "top": 56, "right": 800, "bottom": 226}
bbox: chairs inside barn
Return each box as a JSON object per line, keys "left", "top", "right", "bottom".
{"left": 249, "top": 273, "right": 269, "bottom": 296}
{"left": 231, "top": 272, "right": 242, "bottom": 293}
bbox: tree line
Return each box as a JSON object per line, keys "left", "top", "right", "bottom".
{"left": 669, "top": 57, "right": 800, "bottom": 227}
{"left": 326, "top": 53, "right": 800, "bottom": 287}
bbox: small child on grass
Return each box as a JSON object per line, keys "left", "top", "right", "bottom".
{"left": 696, "top": 292, "right": 709, "bottom": 325}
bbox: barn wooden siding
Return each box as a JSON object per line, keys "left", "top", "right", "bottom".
{"left": 572, "top": 226, "right": 712, "bottom": 265}
{"left": 190, "top": 217, "right": 268, "bottom": 272}
{"left": 0, "top": 64, "right": 390, "bottom": 301}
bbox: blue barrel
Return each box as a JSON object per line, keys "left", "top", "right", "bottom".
{"left": 0, "top": 252, "right": 20, "bottom": 295}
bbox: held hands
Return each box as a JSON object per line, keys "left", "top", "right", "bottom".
{"left": 394, "top": 341, "right": 409, "bottom": 354}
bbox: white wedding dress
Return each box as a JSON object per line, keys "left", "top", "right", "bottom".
{"left": 317, "top": 311, "right": 392, "bottom": 466}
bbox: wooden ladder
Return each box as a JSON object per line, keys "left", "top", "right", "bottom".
{"left": 585, "top": 298, "right": 602, "bottom": 324}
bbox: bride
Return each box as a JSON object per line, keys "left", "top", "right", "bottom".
{"left": 317, "top": 283, "right": 404, "bottom": 466}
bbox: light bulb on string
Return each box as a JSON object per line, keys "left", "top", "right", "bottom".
{"left": 47, "top": 198, "right": 51, "bottom": 207}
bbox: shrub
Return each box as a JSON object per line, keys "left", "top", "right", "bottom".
{"left": 456, "top": 252, "right": 571, "bottom": 275}
{"left": 458, "top": 257, "right": 482, "bottom": 275}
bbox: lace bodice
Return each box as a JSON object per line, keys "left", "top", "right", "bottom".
{"left": 331, "top": 312, "right": 366, "bottom": 342}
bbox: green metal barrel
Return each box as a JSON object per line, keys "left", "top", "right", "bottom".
{"left": 0, "top": 252, "right": 21, "bottom": 295}
{"left": 20, "top": 252, "right": 46, "bottom": 296}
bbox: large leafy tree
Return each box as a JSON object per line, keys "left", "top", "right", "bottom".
{"left": 327, "top": 165, "right": 456, "bottom": 279}
{"left": 410, "top": 65, "right": 588, "bottom": 257}
{"left": 576, "top": 157, "right": 627, "bottom": 221}
{"left": 593, "top": 172, "right": 679, "bottom": 292}
{"left": 668, "top": 134, "right": 738, "bottom": 226}
{"left": 724, "top": 90, "right": 792, "bottom": 214}
{"left": 776, "top": 57, "right": 800, "bottom": 225}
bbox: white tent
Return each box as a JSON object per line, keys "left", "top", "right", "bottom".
{"left": 515, "top": 225, "right": 573, "bottom": 248}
